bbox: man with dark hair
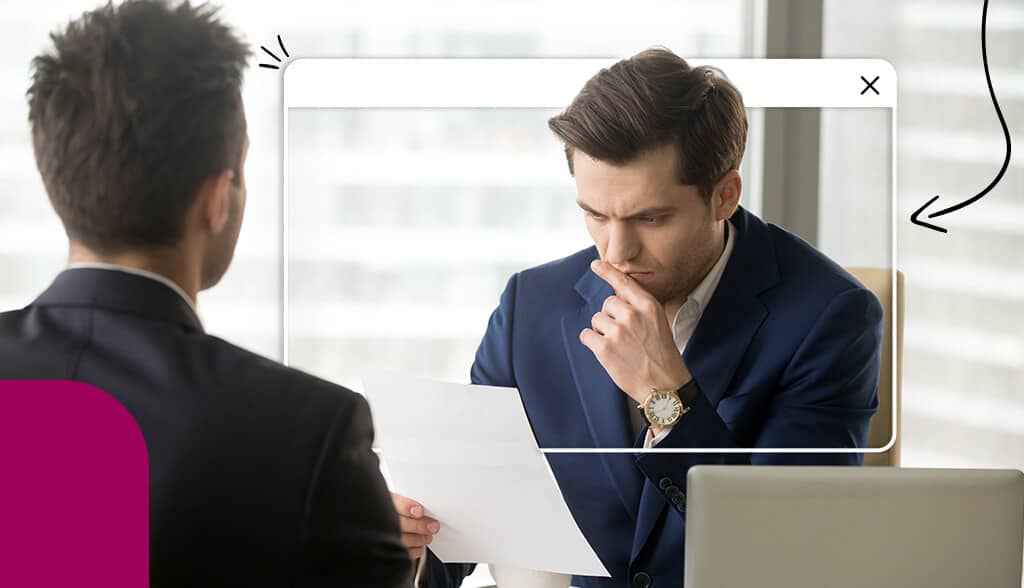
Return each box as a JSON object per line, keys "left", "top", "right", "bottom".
{"left": 0, "top": 1, "right": 409, "bottom": 586}
{"left": 394, "top": 48, "right": 883, "bottom": 587}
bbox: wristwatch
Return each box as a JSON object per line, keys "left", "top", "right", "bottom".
{"left": 638, "top": 380, "right": 697, "bottom": 428}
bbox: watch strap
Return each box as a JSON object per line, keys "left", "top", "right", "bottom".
{"left": 677, "top": 378, "right": 700, "bottom": 407}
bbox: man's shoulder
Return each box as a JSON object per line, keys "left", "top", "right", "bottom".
{"left": 759, "top": 222, "right": 883, "bottom": 324}
{"left": 0, "top": 303, "right": 364, "bottom": 429}
{"left": 764, "top": 223, "right": 869, "bottom": 296}
{"left": 197, "top": 335, "right": 362, "bottom": 411}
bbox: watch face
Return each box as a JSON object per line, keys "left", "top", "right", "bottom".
{"left": 647, "top": 392, "right": 683, "bottom": 426}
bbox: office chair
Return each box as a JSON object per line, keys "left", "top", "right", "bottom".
{"left": 845, "top": 267, "right": 904, "bottom": 467}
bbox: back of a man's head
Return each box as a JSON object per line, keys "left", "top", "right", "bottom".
{"left": 27, "top": 0, "right": 250, "bottom": 256}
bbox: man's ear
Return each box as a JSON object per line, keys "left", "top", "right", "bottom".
{"left": 197, "top": 170, "right": 235, "bottom": 234}
{"left": 712, "top": 170, "right": 742, "bottom": 221}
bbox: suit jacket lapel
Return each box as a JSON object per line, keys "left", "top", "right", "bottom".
{"left": 684, "top": 207, "right": 778, "bottom": 409}
{"left": 683, "top": 288, "right": 767, "bottom": 410}
{"left": 562, "top": 263, "right": 643, "bottom": 520}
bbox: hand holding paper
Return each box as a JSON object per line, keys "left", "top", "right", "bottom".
{"left": 363, "top": 375, "right": 609, "bottom": 578}
{"left": 391, "top": 492, "right": 439, "bottom": 560}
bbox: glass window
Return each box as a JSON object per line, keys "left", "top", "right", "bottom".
{"left": 824, "top": 0, "right": 1024, "bottom": 469}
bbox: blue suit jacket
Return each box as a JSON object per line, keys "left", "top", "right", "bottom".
{"left": 425, "top": 207, "right": 883, "bottom": 587}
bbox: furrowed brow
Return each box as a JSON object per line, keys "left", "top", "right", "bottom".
{"left": 623, "top": 206, "right": 674, "bottom": 220}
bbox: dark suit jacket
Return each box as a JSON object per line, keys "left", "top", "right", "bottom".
{"left": 0, "top": 268, "right": 411, "bottom": 587}
{"left": 424, "top": 206, "right": 884, "bottom": 587}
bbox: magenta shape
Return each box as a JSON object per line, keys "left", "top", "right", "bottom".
{"left": 0, "top": 380, "right": 148, "bottom": 587}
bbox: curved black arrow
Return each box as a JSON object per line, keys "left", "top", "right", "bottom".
{"left": 911, "top": 0, "right": 1012, "bottom": 233}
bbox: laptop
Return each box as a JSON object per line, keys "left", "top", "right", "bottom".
{"left": 685, "top": 465, "right": 1024, "bottom": 588}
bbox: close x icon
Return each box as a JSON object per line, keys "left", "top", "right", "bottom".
{"left": 860, "top": 74, "right": 880, "bottom": 95}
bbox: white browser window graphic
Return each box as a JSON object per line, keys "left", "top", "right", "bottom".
{"left": 282, "top": 58, "right": 897, "bottom": 454}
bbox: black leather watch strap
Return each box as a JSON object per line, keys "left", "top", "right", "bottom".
{"left": 678, "top": 379, "right": 701, "bottom": 406}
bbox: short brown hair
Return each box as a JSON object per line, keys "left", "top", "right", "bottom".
{"left": 548, "top": 48, "right": 747, "bottom": 201}
{"left": 27, "top": 0, "right": 250, "bottom": 253}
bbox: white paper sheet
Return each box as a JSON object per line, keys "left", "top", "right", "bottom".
{"left": 362, "top": 374, "right": 610, "bottom": 578}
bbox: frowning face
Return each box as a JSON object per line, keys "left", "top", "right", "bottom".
{"left": 572, "top": 142, "right": 738, "bottom": 315}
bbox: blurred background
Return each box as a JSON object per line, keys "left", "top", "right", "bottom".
{"left": 284, "top": 105, "right": 891, "bottom": 390}
{"left": 0, "top": 0, "right": 1020, "bottom": 533}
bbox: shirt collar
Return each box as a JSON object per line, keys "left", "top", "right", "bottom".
{"left": 65, "top": 262, "right": 202, "bottom": 326}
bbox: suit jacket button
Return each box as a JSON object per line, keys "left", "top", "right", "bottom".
{"left": 658, "top": 477, "right": 673, "bottom": 490}
{"left": 632, "top": 571, "right": 652, "bottom": 588}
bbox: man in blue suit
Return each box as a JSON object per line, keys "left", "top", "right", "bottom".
{"left": 394, "top": 48, "right": 883, "bottom": 587}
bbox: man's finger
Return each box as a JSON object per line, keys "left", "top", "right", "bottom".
{"left": 391, "top": 493, "right": 425, "bottom": 518}
{"left": 409, "top": 547, "right": 426, "bottom": 560}
{"left": 591, "top": 311, "right": 618, "bottom": 338}
{"left": 401, "top": 532, "right": 433, "bottom": 548}
{"left": 579, "top": 327, "right": 606, "bottom": 355}
{"left": 400, "top": 515, "right": 440, "bottom": 535}
{"left": 590, "top": 260, "right": 649, "bottom": 305}
{"left": 602, "top": 295, "right": 631, "bottom": 320}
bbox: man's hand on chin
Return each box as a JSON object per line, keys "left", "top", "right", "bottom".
{"left": 579, "top": 259, "right": 692, "bottom": 405}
